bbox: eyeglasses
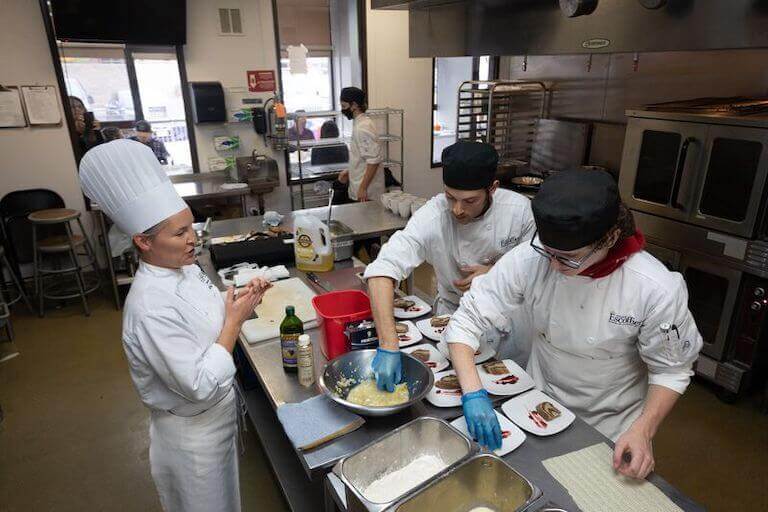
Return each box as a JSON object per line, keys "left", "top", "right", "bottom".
{"left": 529, "top": 230, "right": 600, "bottom": 270}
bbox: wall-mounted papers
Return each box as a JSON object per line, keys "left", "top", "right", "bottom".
{"left": 20, "top": 86, "right": 61, "bottom": 125}
{"left": 0, "top": 86, "right": 26, "bottom": 128}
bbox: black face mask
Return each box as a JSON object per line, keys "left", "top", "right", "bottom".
{"left": 341, "top": 108, "right": 354, "bottom": 120}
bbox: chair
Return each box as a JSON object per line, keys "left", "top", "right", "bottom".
{"left": 29, "top": 208, "right": 100, "bottom": 317}
{"left": 0, "top": 245, "right": 32, "bottom": 317}
{"left": 0, "top": 189, "right": 66, "bottom": 279}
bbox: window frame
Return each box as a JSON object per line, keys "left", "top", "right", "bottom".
{"left": 58, "top": 43, "right": 199, "bottom": 171}
{"left": 430, "top": 56, "right": 500, "bottom": 168}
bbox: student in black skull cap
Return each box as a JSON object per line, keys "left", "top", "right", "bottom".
{"left": 443, "top": 169, "right": 703, "bottom": 479}
{"left": 364, "top": 140, "right": 536, "bottom": 392}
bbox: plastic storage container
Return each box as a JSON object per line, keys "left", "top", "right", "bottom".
{"left": 293, "top": 214, "right": 334, "bottom": 272}
{"left": 312, "top": 290, "right": 373, "bottom": 359}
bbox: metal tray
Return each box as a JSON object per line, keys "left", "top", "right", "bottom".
{"left": 333, "top": 417, "right": 477, "bottom": 512}
{"left": 394, "top": 453, "right": 543, "bottom": 512}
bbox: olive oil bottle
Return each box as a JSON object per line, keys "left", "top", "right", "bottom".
{"left": 280, "top": 305, "right": 303, "bottom": 373}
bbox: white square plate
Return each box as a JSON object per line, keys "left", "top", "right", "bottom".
{"left": 451, "top": 410, "right": 526, "bottom": 456}
{"left": 437, "top": 339, "right": 496, "bottom": 365}
{"left": 416, "top": 316, "right": 450, "bottom": 341}
{"left": 393, "top": 295, "right": 432, "bottom": 320}
{"left": 402, "top": 343, "right": 450, "bottom": 373}
{"left": 425, "top": 369, "right": 463, "bottom": 407}
{"left": 395, "top": 320, "right": 423, "bottom": 347}
{"left": 501, "top": 389, "right": 576, "bottom": 436}
{"left": 476, "top": 359, "right": 535, "bottom": 397}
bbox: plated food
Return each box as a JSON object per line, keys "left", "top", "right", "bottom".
{"left": 501, "top": 389, "right": 575, "bottom": 436}
{"left": 477, "top": 359, "right": 535, "bottom": 397}
{"left": 393, "top": 295, "right": 432, "bottom": 320}
{"left": 394, "top": 320, "right": 423, "bottom": 347}
{"left": 425, "top": 369, "right": 463, "bottom": 407}
{"left": 451, "top": 410, "right": 526, "bottom": 456}
{"left": 402, "top": 343, "right": 450, "bottom": 373}
{"left": 430, "top": 315, "right": 450, "bottom": 328}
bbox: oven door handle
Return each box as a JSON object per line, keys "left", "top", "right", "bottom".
{"left": 670, "top": 136, "right": 695, "bottom": 210}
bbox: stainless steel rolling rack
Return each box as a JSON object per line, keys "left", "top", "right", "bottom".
{"left": 456, "top": 80, "right": 549, "bottom": 166}
{"left": 286, "top": 108, "right": 405, "bottom": 210}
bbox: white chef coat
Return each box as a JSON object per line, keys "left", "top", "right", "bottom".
{"left": 444, "top": 243, "right": 703, "bottom": 441}
{"left": 122, "top": 261, "right": 240, "bottom": 512}
{"left": 348, "top": 113, "right": 384, "bottom": 202}
{"left": 364, "top": 190, "right": 536, "bottom": 363}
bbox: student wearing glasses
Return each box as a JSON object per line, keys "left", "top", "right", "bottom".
{"left": 444, "top": 169, "right": 703, "bottom": 480}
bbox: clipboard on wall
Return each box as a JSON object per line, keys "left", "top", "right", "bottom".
{"left": 0, "top": 85, "right": 27, "bottom": 128}
{"left": 20, "top": 85, "right": 62, "bottom": 126}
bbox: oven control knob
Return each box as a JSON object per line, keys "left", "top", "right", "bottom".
{"left": 751, "top": 301, "right": 763, "bottom": 312}
{"left": 754, "top": 287, "right": 765, "bottom": 298}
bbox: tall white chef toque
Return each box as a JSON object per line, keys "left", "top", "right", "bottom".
{"left": 78, "top": 139, "right": 188, "bottom": 235}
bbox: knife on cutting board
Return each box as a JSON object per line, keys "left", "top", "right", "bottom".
{"left": 305, "top": 272, "right": 333, "bottom": 292}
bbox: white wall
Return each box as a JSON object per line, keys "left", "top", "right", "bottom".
{"left": 0, "top": 1, "right": 86, "bottom": 226}
{"left": 184, "top": 0, "right": 291, "bottom": 212}
{"left": 365, "top": 1, "right": 443, "bottom": 200}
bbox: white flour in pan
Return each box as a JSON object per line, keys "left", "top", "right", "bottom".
{"left": 362, "top": 454, "right": 446, "bottom": 503}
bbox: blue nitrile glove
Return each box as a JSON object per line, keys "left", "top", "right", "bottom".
{"left": 371, "top": 347, "right": 402, "bottom": 393}
{"left": 462, "top": 389, "right": 502, "bottom": 451}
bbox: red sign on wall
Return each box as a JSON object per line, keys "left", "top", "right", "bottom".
{"left": 247, "top": 70, "right": 276, "bottom": 92}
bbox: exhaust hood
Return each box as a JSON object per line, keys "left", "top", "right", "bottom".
{"left": 372, "top": 0, "right": 768, "bottom": 57}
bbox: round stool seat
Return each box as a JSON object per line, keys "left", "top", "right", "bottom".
{"left": 37, "top": 234, "right": 86, "bottom": 253}
{"left": 28, "top": 208, "right": 80, "bottom": 224}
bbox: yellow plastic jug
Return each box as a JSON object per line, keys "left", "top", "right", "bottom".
{"left": 293, "top": 215, "right": 334, "bottom": 272}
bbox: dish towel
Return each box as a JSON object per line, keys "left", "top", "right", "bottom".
{"left": 542, "top": 443, "right": 683, "bottom": 512}
{"left": 276, "top": 395, "right": 365, "bottom": 451}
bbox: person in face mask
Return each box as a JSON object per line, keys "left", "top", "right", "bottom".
{"left": 337, "top": 87, "right": 384, "bottom": 202}
{"left": 444, "top": 169, "right": 703, "bottom": 480}
{"left": 364, "top": 141, "right": 535, "bottom": 392}
{"left": 79, "top": 140, "right": 272, "bottom": 512}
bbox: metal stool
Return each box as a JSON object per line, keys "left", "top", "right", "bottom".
{"left": 0, "top": 245, "right": 32, "bottom": 316}
{"left": 29, "top": 209, "right": 100, "bottom": 317}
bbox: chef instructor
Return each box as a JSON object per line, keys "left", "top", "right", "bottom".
{"left": 365, "top": 141, "right": 535, "bottom": 391}
{"left": 445, "top": 169, "right": 703, "bottom": 480}
{"left": 79, "top": 139, "right": 271, "bottom": 511}
{"left": 337, "top": 86, "right": 384, "bottom": 202}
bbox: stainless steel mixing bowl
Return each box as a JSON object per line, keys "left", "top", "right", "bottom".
{"left": 319, "top": 349, "right": 435, "bottom": 417}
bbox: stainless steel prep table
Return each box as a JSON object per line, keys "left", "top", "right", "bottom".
{"left": 195, "top": 205, "right": 703, "bottom": 512}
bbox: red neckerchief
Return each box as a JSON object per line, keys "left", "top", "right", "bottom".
{"left": 579, "top": 231, "right": 646, "bottom": 279}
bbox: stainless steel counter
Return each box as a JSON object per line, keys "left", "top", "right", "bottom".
{"left": 194, "top": 200, "right": 408, "bottom": 242}
{"left": 196, "top": 203, "right": 703, "bottom": 512}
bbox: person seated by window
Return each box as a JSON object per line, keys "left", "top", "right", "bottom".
{"left": 70, "top": 96, "right": 103, "bottom": 155}
{"left": 101, "top": 126, "right": 124, "bottom": 142}
{"left": 130, "top": 120, "right": 170, "bottom": 165}
{"left": 320, "top": 119, "right": 340, "bottom": 139}
{"left": 287, "top": 110, "right": 315, "bottom": 142}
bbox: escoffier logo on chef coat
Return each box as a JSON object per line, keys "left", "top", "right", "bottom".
{"left": 608, "top": 312, "right": 642, "bottom": 327}
{"left": 500, "top": 235, "right": 519, "bottom": 248}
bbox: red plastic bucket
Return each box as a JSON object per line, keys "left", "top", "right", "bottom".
{"left": 312, "top": 290, "right": 372, "bottom": 359}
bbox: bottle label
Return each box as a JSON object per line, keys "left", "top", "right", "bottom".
{"left": 281, "top": 334, "right": 299, "bottom": 367}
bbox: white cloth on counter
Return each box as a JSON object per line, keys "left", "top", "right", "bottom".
{"left": 79, "top": 139, "right": 187, "bottom": 234}
{"left": 107, "top": 224, "right": 133, "bottom": 258}
{"left": 542, "top": 443, "right": 683, "bottom": 512}
{"left": 364, "top": 189, "right": 536, "bottom": 364}
{"left": 217, "top": 262, "right": 290, "bottom": 287}
{"left": 443, "top": 244, "right": 703, "bottom": 441}
{"left": 347, "top": 113, "right": 384, "bottom": 202}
